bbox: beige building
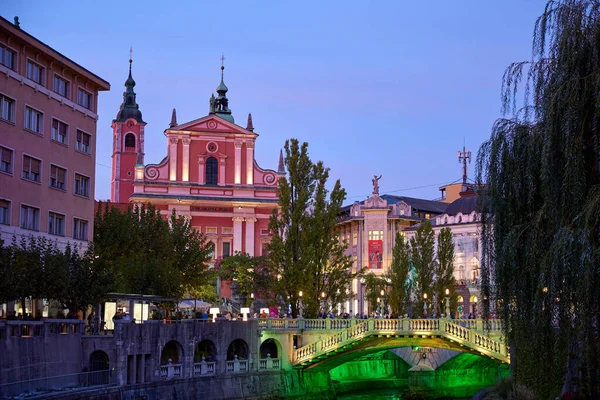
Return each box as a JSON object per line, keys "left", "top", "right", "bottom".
{"left": 0, "top": 17, "right": 110, "bottom": 249}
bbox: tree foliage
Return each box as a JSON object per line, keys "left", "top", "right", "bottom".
{"left": 409, "top": 219, "right": 435, "bottom": 316}
{"left": 387, "top": 232, "right": 410, "bottom": 316}
{"left": 218, "top": 253, "right": 267, "bottom": 305}
{"left": 477, "top": 1, "right": 600, "bottom": 397}
{"left": 265, "top": 139, "right": 353, "bottom": 317}
{"left": 433, "top": 227, "right": 457, "bottom": 316}
{"left": 94, "top": 202, "right": 214, "bottom": 299}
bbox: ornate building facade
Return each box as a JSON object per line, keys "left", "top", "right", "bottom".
{"left": 110, "top": 62, "right": 283, "bottom": 297}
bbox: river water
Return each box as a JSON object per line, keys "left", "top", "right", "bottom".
{"left": 337, "top": 388, "right": 470, "bottom": 400}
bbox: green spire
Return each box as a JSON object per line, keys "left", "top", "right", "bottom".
{"left": 208, "top": 57, "right": 234, "bottom": 123}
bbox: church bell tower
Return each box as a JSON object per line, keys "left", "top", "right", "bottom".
{"left": 111, "top": 52, "right": 146, "bottom": 203}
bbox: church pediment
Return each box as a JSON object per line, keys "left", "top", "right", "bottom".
{"left": 168, "top": 115, "right": 257, "bottom": 137}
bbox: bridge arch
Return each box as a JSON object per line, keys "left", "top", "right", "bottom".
{"left": 195, "top": 339, "right": 216, "bottom": 362}
{"left": 160, "top": 340, "right": 184, "bottom": 365}
{"left": 89, "top": 350, "right": 109, "bottom": 385}
{"left": 260, "top": 338, "right": 281, "bottom": 359}
{"left": 226, "top": 338, "right": 249, "bottom": 360}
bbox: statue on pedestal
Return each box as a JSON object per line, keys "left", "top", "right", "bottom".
{"left": 372, "top": 175, "right": 382, "bottom": 195}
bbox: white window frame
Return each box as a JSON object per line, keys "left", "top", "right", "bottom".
{"left": 26, "top": 58, "right": 44, "bottom": 86}
{"left": 74, "top": 172, "right": 90, "bottom": 198}
{"left": 20, "top": 203, "right": 40, "bottom": 231}
{"left": 76, "top": 129, "right": 92, "bottom": 154}
{"left": 0, "top": 93, "right": 16, "bottom": 123}
{"left": 24, "top": 105, "right": 43, "bottom": 135}
{"left": 22, "top": 153, "right": 42, "bottom": 183}
{"left": 48, "top": 211, "right": 66, "bottom": 236}
{"left": 73, "top": 217, "right": 89, "bottom": 241}
{"left": 49, "top": 163, "right": 67, "bottom": 191}
{"left": 0, "top": 198, "right": 10, "bottom": 225}
{"left": 0, "top": 43, "right": 16, "bottom": 70}
{"left": 51, "top": 117, "right": 69, "bottom": 145}
{"left": 77, "top": 87, "right": 92, "bottom": 111}
{"left": 53, "top": 74, "right": 70, "bottom": 99}
{"left": 0, "top": 145, "right": 13, "bottom": 175}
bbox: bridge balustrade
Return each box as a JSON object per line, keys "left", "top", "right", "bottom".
{"left": 193, "top": 361, "right": 216, "bottom": 376}
{"left": 159, "top": 363, "right": 183, "bottom": 379}
{"left": 225, "top": 357, "right": 248, "bottom": 373}
{"left": 258, "top": 356, "right": 281, "bottom": 371}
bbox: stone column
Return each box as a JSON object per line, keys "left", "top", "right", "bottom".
{"left": 233, "top": 217, "right": 244, "bottom": 254}
{"left": 169, "top": 136, "right": 178, "bottom": 181}
{"left": 218, "top": 154, "right": 228, "bottom": 186}
{"left": 245, "top": 141, "right": 254, "bottom": 185}
{"left": 198, "top": 154, "right": 206, "bottom": 184}
{"left": 181, "top": 137, "right": 191, "bottom": 182}
{"left": 245, "top": 217, "right": 256, "bottom": 256}
{"left": 234, "top": 141, "right": 243, "bottom": 184}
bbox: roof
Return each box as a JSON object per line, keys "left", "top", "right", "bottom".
{"left": 442, "top": 195, "right": 478, "bottom": 217}
{"left": 379, "top": 194, "right": 448, "bottom": 213}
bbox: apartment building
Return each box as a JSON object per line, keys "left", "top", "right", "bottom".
{"left": 0, "top": 16, "right": 110, "bottom": 249}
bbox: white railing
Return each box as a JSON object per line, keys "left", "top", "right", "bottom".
{"left": 293, "top": 318, "right": 509, "bottom": 365}
{"left": 225, "top": 357, "right": 249, "bottom": 373}
{"left": 258, "top": 356, "right": 281, "bottom": 370}
{"left": 193, "top": 361, "right": 216, "bottom": 376}
{"left": 159, "top": 363, "right": 183, "bottom": 379}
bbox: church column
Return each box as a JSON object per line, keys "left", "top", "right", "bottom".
{"left": 245, "top": 141, "right": 254, "bottom": 185}
{"left": 181, "top": 137, "right": 191, "bottom": 182}
{"left": 234, "top": 141, "right": 243, "bottom": 184}
{"left": 218, "top": 154, "right": 228, "bottom": 186}
{"left": 198, "top": 154, "right": 206, "bottom": 184}
{"left": 245, "top": 217, "right": 256, "bottom": 256}
{"left": 232, "top": 216, "right": 244, "bottom": 254}
{"left": 169, "top": 136, "right": 178, "bottom": 181}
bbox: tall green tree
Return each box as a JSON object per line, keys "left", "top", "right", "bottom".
{"left": 218, "top": 253, "right": 266, "bottom": 305}
{"left": 409, "top": 219, "right": 435, "bottom": 317}
{"left": 360, "top": 272, "right": 387, "bottom": 315}
{"left": 433, "top": 227, "right": 456, "bottom": 316}
{"left": 265, "top": 139, "right": 352, "bottom": 317}
{"left": 94, "top": 202, "right": 213, "bottom": 298}
{"left": 387, "top": 232, "right": 410, "bottom": 316}
{"left": 477, "top": 1, "right": 600, "bottom": 397}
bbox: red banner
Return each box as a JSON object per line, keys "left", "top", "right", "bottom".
{"left": 368, "top": 240, "right": 383, "bottom": 269}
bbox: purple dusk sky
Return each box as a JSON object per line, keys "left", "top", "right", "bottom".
{"left": 3, "top": 1, "right": 543, "bottom": 203}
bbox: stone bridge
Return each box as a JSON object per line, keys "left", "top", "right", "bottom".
{"left": 0, "top": 317, "right": 508, "bottom": 399}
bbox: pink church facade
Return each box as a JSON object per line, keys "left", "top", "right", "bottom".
{"left": 110, "top": 63, "right": 282, "bottom": 296}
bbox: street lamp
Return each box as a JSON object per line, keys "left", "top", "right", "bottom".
{"left": 250, "top": 293, "right": 255, "bottom": 316}
{"left": 380, "top": 289, "right": 386, "bottom": 317}
{"left": 445, "top": 289, "right": 450, "bottom": 319}
{"left": 359, "top": 277, "right": 366, "bottom": 317}
{"left": 321, "top": 292, "right": 326, "bottom": 317}
{"left": 423, "top": 293, "right": 428, "bottom": 318}
{"left": 298, "top": 291, "right": 304, "bottom": 319}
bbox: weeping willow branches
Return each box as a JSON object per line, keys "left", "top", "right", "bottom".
{"left": 477, "top": 1, "right": 600, "bottom": 397}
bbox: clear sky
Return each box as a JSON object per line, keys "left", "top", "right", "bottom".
{"left": 3, "top": 1, "right": 544, "bottom": 204}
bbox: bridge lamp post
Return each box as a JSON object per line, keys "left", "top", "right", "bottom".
{"left": 250, "top": 293, "right": 254, "bottom": 316}
{"left": 445, "top": 289, "right": 450, "bottom": 319}
{"left": 321, "top": 292, "right": 326, "bottom": 318}
{"left": 298, "top": 291, "right": 304, "bottom": 319}
{"left": 359, "top": 278, "right": 366, "bottom": 317}
{"left": 380, "top": 289, "right": 386, "bottom": 317}
{"left": 423, "top": 293, "right": 428, "bottom": 318}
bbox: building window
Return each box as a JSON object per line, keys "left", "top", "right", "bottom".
{"left": 368, "top": 230, "right": 383, "bottom": 240}
{"left": 24, "top": 106, "right": 43, "bottom": 134}
{"left": 206, "top": 157, "right": 218, "bottom": 185}
{"left": 352, "top": 232, "right": 358, "bottom": 247}
{"left": 76, "top": 130, "right": 91, "bottom": 154}
{"left": 0, "top": 44, "right": 15, "bottom": 70}
{"left": 22, "top": 155, "right": 41, "bottom": 182}
{"left": 74, "top": 173, "right": 90, "bottom": 197}
{"left": 20, "top": 205, "right": 40, "bottom": 231}
{"left": 0, "top": 146, "right": 12, "bottom": 174}
{"left": 124, "top": 133, "right": 136, "bottom": 151}
{"left": 77, "top": 88, "right": 92, "bottom": 110}
{"left": 222, "top": 242, "right": 231, "bottom": 258}
{"left": 207, "top": 241, "right": 215, "bottom": 259}
{"left": 53, "top": 75, "right": 69, "bottom": 98}
{"left": 51, "top": 119, "right": 68, "bottom": 144}
{"left": 26, "top": 60, "right": 44, "bottom": 85}
{"left": 0, "top": 94, "right": 15, "bottom": 123}
{"left": 48, "top": 212, "right": 65, "bottom": 236}
{"left": 0, "top": 199, "right": 10, "bottom": 225}
{"left": 73, "top": 218, "right": 88, "bottom": 240}
{"left": 261, "top": 242, "right": 269, "bottom": 257}
{"left": 49, "top": 165, "right": 66, "bottom": 190}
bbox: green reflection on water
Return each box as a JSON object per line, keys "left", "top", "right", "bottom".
{"left": 337, "top": 388, "right": 470, "bottom": 400}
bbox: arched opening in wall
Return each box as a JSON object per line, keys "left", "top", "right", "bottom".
{"left": 160, "top": 340, "right": 184, "bottom": 365}
{"left": 260, "top": 338, "right": 281, "bottom": 359}
{"left": 226, "top": 339, "right": 249, "bottom": 360}
{"left": 195, "top": 339, "right": 217, "bottom": 362}
{"left": 89, "top": 350, "right": 109, "bottom": 385}
{"left": 206, "top": 157, "right": 218, "bottom": 185}
{"left": 469, "top": 295, "right": 478, "bottom": 315}
{"left": 124, "top": 133, "right": 136, "bottom": 151}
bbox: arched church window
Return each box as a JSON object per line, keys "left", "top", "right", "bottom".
{"left": 124, "top": 133, "right": 136, "bottom": 150}
{"left": 206, "top": 157, "right": 218, "bottom": 185}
